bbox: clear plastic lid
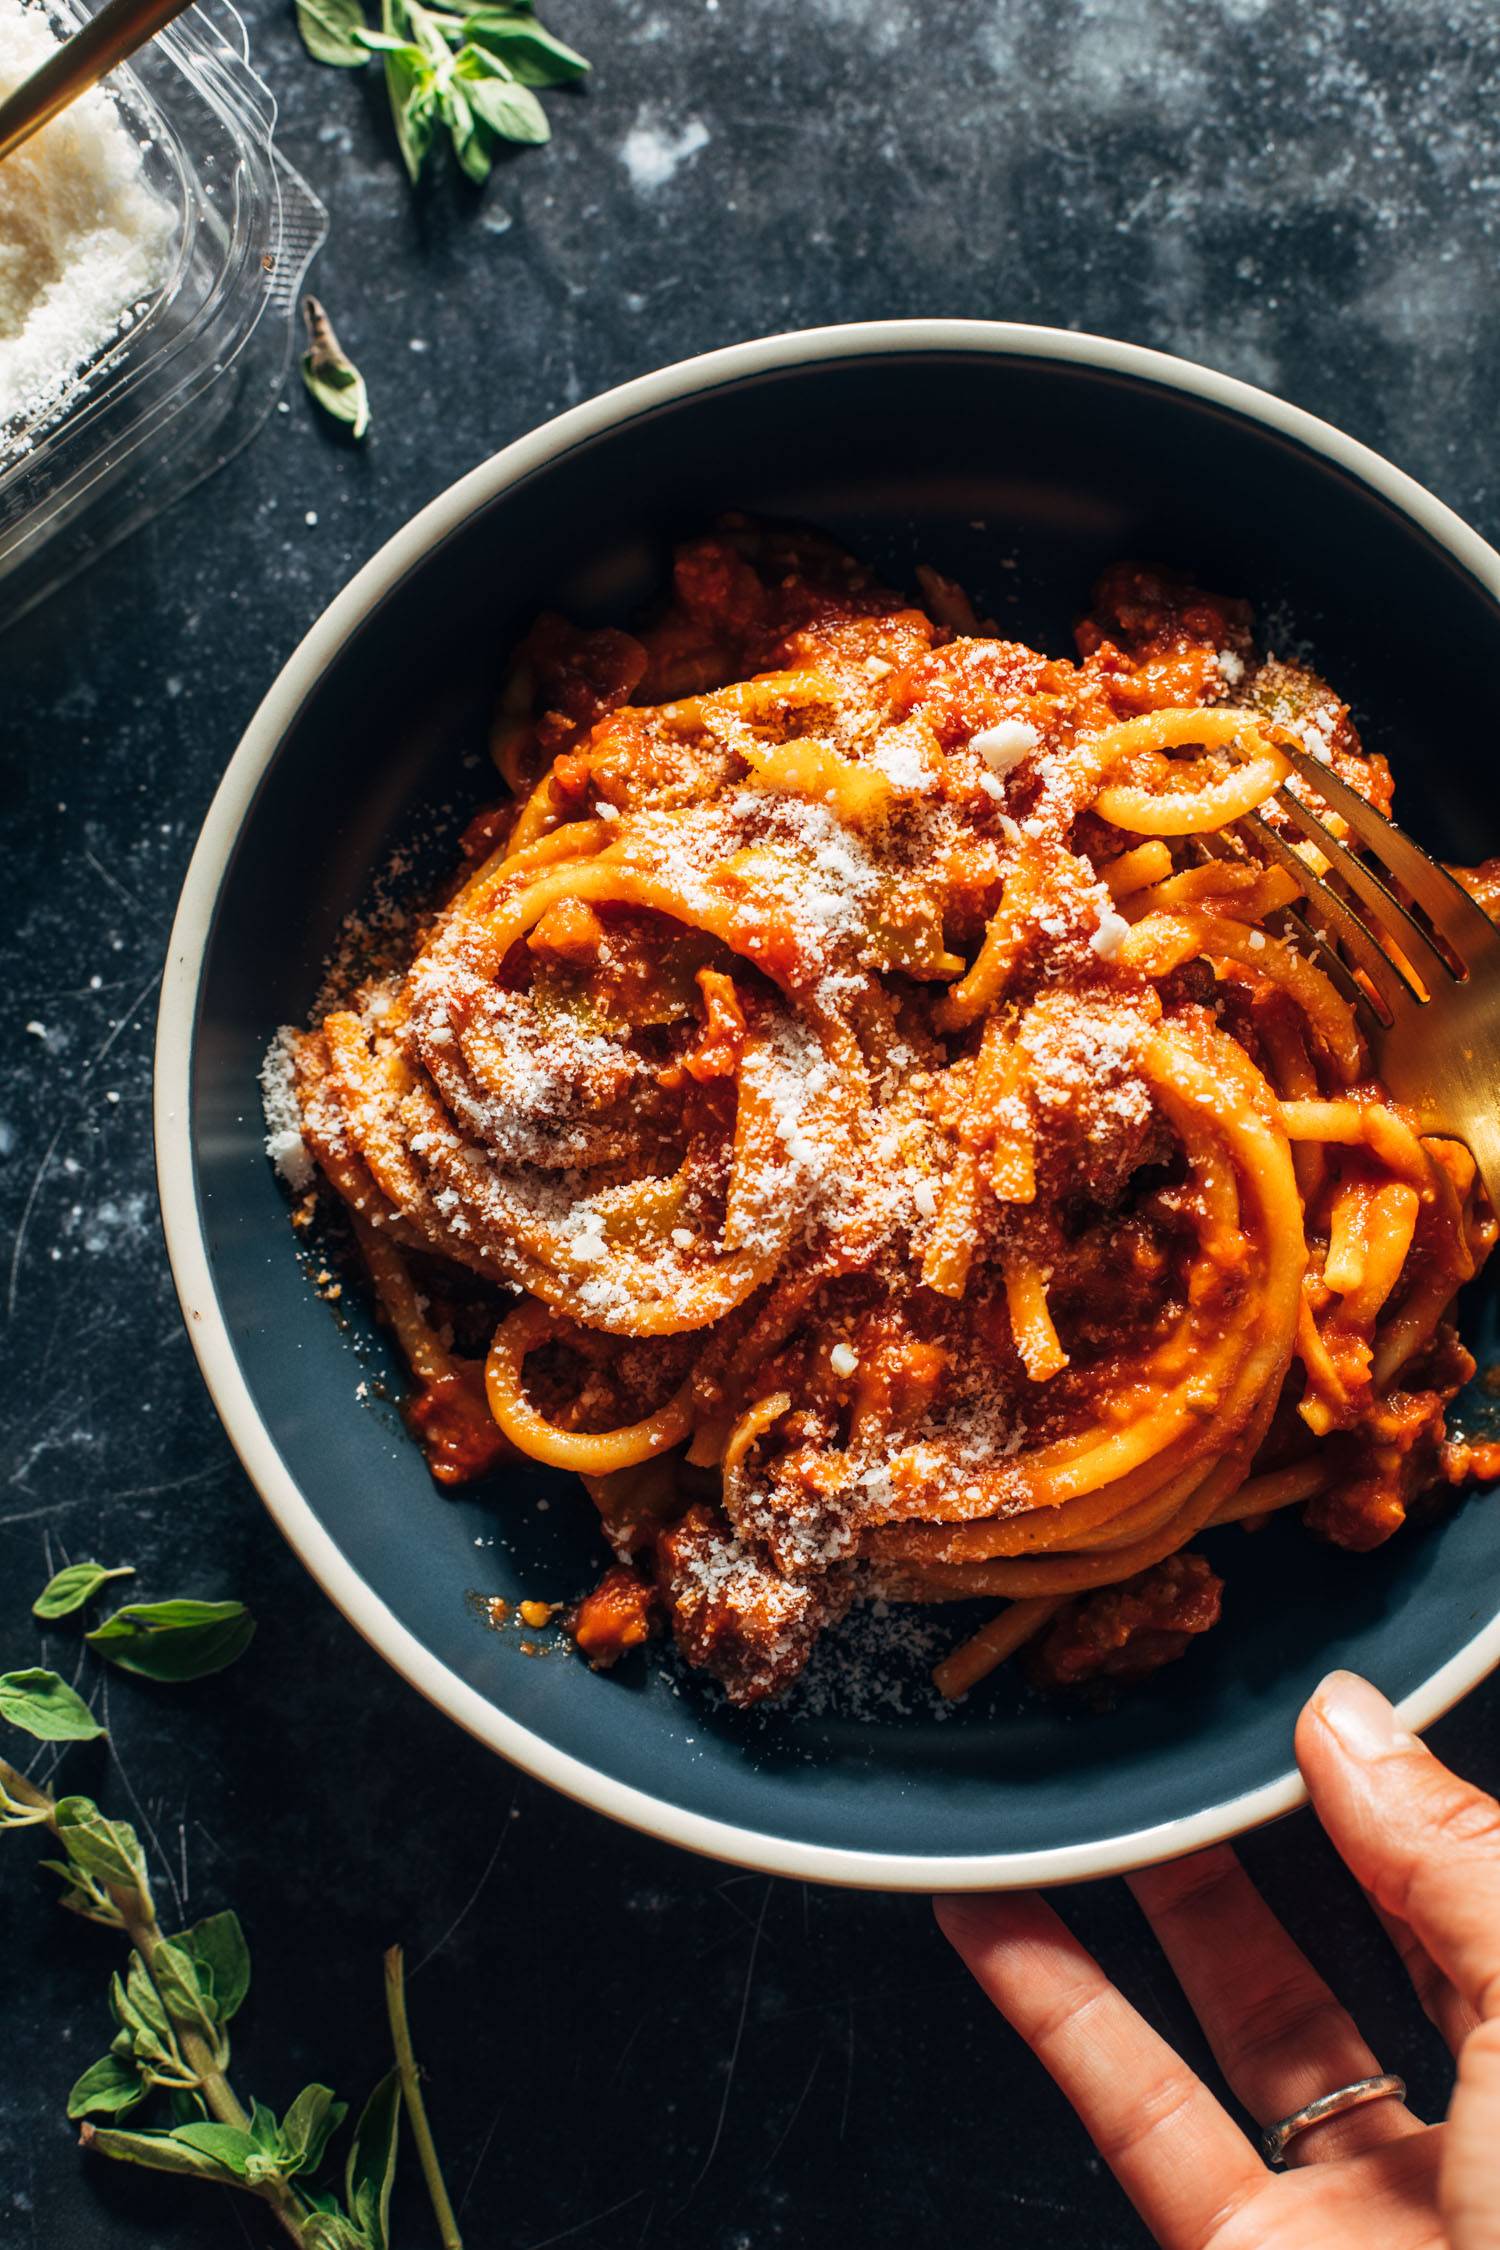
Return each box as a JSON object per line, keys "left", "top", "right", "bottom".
{"left": 0, "top": 0, "right": 327, "bottom": 634}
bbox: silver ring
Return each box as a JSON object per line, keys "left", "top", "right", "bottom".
{"left": 1262, "top": 2074, "right": 1407, "bottom": 2166}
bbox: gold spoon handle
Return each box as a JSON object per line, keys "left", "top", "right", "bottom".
{"left": 0, "top": 0, "right": 199, "bottom": 164}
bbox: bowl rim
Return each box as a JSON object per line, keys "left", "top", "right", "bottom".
{"left": 155, "top": 316, "right": 1500, "bottom": 1890}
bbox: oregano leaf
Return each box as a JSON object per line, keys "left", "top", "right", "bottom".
{"left": 462, "top": 59, "right": 549, "bottom": 143}
{"left": 33, "top": 1562, "right": 135, "bottom": 1620}
{"left": 40, "top": 1856, "right": 124, "bottom": 1926}
{"left": 0, "top": 1668, "right": 104, "bottom": 1741}
{"left": 151, "top": 1939, "right": 221, "bottom": 2049}
{"left": 295, "top": 0, "right": 372, "bottom": 65}
{"left": 303, "top": 2217, "right": 371, "bottom": 2250}
{"left": 168, "top": 2122, "right": 257, "bottom": 2177}
{"left": 301, "top": 296, "right": 371, "bottom": 440}
{"left": 461, "top": 11, "right": 587, "bottom": 84}
{"left": 81, "top": 2122, "right": 246, "bottom": 2183}
{"left": 345, "top": 2068, "right": 401, "bottom": 2250}
{"left": 250, "top": 2099, "right": 281, "bottom": 2154}
{"left": 67, "top": 2054, "right": 149, "bottom": 2121}
{"left": 173, "top": 1909, "right": 251, "bottom": 2024}
{"left": 85, "top": 1600, "right": 255, "bottom": 1683}
{"left": 279, "top": 2083, "right": 348, "bottom": 2177}
{"left": 55, "top": 1798, "right": 148, "bottom": 1894}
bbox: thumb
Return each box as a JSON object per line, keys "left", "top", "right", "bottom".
{"left": 1295, "top": 1670, "right": 1500, "bottom": 2025}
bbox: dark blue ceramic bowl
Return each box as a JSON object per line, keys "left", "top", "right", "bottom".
{"left": 156, "top": 322, "right": 1500, "bottom": 1887}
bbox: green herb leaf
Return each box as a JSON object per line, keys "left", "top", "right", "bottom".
{"left": 85, "top": 1600, "right": 256, "bottom": 1683}
{"left": 345, "top": 2068, "right": 401, "bottom": 2250}
{"left": 303, "top": 2217, "right": 372, "bottom": 2250}
{"left": 56, "top": 1797, "right": 148, "bottom": 1894}
{"left": 33, "top": 1562, "right": 136, "bottom": 1620}
{"left": 441, "top": 78, "right": 493, "bottom": 182}
{"left": 460, "top": 10, "right": 587, "bottom": 84}
{"left": 0, "top": 1668, "right": 104, "bottom": 1741}
{"left": 301, "top": 295, "right": 372, "bottom": 439}
{"left": 67, "top": 2053, "right": 149, "bottom": 2121}
{"left": 385, "top": 39, "right": 439, "bottom": 184}
{"left": 81, "top": 2122, "right": 246, "bottom": 2182}
{"left": 173, "top": 1909, "right": 251, "bottom": 2025}
{"left": 279, "top": 2083, "right": 349, "bottom": 2176}
{"left": 296, "top": 0, "right": 372, "bottom": 65}
{"left": 168, "top": 2122, "right": 257, "bottom": 2177}
{"left": 109, "top": 1959, "right": 183, "bottom": 2077}
{"left": 39, "top": 1855, "right": 125, "bottom": 1925}
{"left": 151, "top": 1938, "right": 223, "bottom": 2051}
{"left": 459, "top": 53, "right": 550, "bottom": 143}
{"left": 250, "top": 2099, "right": 281, "bottom": 2154}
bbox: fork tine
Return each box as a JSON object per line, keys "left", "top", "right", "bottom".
{"left": 1278, "top": 899, "right": 1388, "bottom": 1026}
{"left": 1238, "top": 810, "right": 1412, "bottom": 1018}
{"left": 1269, "top": 785, "right": 1456, "bottom": 994}
{"left": 1270, "top": 734, "right": 1500, "bottom": 969}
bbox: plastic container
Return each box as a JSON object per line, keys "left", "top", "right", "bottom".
{"left": 0, "top": 0, "right": 327, "bottom": 634}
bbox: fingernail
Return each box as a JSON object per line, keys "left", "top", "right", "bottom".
{"left": 1313, "top": 1670, "right": 1416, "bottom": 1759}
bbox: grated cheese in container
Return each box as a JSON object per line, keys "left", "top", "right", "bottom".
{"left": 0, "top": 0, "right": 327, "bottom": 633}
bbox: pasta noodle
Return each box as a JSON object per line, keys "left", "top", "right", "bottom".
{"left": 280, "top": 528, "right": 1499, "bottom": 1706}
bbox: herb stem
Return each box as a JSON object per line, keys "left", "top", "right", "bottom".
{"left": 384, "top": 1944, "right": 465, "bottom": 2250}
{"left": 120, "top": 1909, "right": 319, "bottom": 2246}
{"left": 0, "top": 1752, "right": 54, "bottom": 1819}
{"left": 0, "top": 1755, "right": 313, "bottom": 2247}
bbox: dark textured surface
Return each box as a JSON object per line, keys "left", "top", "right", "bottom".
{"left": 4, "top": 2, "right": 1500, "bottom": 2245}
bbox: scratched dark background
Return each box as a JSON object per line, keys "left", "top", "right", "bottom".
{"left": 5, "top": 0, "right": 1500, "bottom": 2244}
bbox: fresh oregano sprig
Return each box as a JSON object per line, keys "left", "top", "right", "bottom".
{"left": 294, "top": 0, "right": 588, "bottom": 187}
{"left": 3, "top": 1574, "right": 464, "bottom": 2247}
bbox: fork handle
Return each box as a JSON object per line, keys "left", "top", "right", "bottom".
{"left": 0, "top": 0, "right": 197, "bottom": 164}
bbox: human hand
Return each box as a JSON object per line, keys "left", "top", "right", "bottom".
{"left": 935, "top": 1670, "right": 1500, "bottom": 2248}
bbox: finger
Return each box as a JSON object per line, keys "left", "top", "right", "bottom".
{"left": 936, "top": 1891, "right": 1265, "bottom": 2246}
{"left": 1442, "top": 2017, "right": 1500, "bottom": 2250}
{"left": 1297, "top": 1671, "right": 1500, "bottom": 2024}
{"left": 1366, "top": 1892, "right": 1482, "bottom": 2057}
{"left": 1130, "top": 1846, "right": 1420, "bottom": 2164}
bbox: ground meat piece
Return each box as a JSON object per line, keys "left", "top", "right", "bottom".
{"left": 634, "top": 522, "right": 903, "bottom": 699}
{"left": 656, "top": 1503, "right": 853, "bottom": 1705}
{"left": 569, "top": 1566, "right": 659, "bottom": 1669}
{"left": 1451, "top": 856, "right": 1500, "bottom": 921}
{"left": 1076, "top": 564, "right": 1253, "bottom": 713}
{"left": 1306, "top": 1326, "right": 1476, "bottom": 1550}
{"left": 890, "top": 635, "right": 1051, "bottom": 749}
{"left": 405, "top": 1367, "right": 513, "bottom": 1486}
{"left": 524, "top": 615, "right": 649, "bottom": 764}
{"left": 1442, "top": 1436, "right": 1500, "bottom": 1485}
{"left": 1249, "top": 657, "right": 1395, "bottom": 817}
{"left": 1027, "top": 1553, "right": 1223, "bottom": 1690}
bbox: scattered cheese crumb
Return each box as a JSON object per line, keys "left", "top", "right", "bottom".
{"left": 259, "top": 1028, "right": 314, "bottom": 1190}
{"left": 830, "top": 1342, "right": 859, "bottom": 1377}
{"left": 1090, "top": 904, "right": 1131, "bottom": 960}
{"left": 970, "top": 719, "right": 1039, "bottom": 776}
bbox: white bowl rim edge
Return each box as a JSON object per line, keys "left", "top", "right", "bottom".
{"left": 154, "top": 316, "right": 1500, "bottom": 1891}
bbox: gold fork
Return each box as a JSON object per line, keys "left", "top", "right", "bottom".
{"left": 0, "top": 0, "right": 197, "bottom": 166}
{"left": 1229, "top": 739, "right": 1500, "bottom": 1209}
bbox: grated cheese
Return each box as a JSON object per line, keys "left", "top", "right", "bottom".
{"left": 0, "top": 0, "right": 176, "bottom": 432}
{"left": 970, "top": 718, "right": 1039, "bottom": 776}
{"left": 259, "top": 1028, "right": 314, "bottom": 1190}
